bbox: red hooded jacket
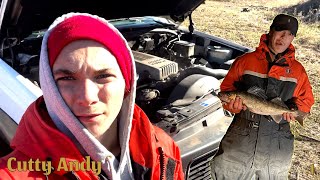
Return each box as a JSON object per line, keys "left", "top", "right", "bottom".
{"left": 0, "top": 97, "right": 184, "bottom": 179}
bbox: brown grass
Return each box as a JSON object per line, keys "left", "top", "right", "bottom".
{"left": 184, "top": 0, "right": 320, "bottom": 179}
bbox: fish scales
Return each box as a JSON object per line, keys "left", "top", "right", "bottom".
{"left": 217, "top": 91, "right": 307, "bottom": 125}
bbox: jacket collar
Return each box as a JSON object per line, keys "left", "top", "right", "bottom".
{"left": 10, "top": 97, "right": 98, "bottom": 177}
{"left": 256, "top": 34, "right": 296, "bottom": 66}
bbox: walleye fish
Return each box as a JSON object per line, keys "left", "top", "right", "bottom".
{"left": 217, "top": 90, "right": 308, "bottom": 125}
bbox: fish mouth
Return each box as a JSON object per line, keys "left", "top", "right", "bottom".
{"left": 217, "top": 92, "right": 232, "bottom": 103}
{"left": 217, "top": 92, "right": 226, "bottom": 99}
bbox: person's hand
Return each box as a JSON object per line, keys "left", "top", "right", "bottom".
{"left": 283, "top": 112, "right": 295, "bottom": 122}
{"left": 222, "top": 96, "right": 247, "bottom": 114}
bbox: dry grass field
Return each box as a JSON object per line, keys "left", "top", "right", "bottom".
{"left": 183, "top": 0, "right": 320, "bottom": 179}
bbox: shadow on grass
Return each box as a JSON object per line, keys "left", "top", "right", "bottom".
{"left": 281, "top": 0, "right": 320, "bottom": 23}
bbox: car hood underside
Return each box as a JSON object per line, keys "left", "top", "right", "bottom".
{"left": 0, "top": 0, "right": 204, "bottom": 39}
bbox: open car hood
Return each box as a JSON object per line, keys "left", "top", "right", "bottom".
{"left": 0, "top": 0, "right": 204, "bottom": 39}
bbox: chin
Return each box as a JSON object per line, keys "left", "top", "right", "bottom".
{"left": 88, "top": 128, "right": 106, "bottom": 139}
{"left": 273, "top": 48, "right": 285, "bottom": 54}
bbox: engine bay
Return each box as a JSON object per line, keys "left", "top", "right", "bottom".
{"left": 0, "top": 22, "right": 249, "bottom": 135}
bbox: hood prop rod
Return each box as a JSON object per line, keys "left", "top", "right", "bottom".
{"left": 0, "top": 0, "right": 9, "bottom": 32}
{"left": 188, "top": 14, "right": 194, "bottom": 34}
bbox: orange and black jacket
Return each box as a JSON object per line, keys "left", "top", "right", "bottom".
{"left": 221, "top": 34, "right": 314, "bottom": 113}
{"left": 0, "top": 97, "right": 184, "bottom": 179}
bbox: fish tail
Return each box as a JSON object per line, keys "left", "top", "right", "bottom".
{"left": 270, "top": 115, "right": 283, "bottom": 124}
{"left": 295, "top": 111, "right": 309, "bottom": 126}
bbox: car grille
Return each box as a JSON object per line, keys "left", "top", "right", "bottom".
{"left": 186, "top": 151, "right": 215, "bottom": 180}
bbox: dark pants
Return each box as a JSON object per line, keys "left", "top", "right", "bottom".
{"left": 211, "top": 112, "right": 294, "bottom": 180}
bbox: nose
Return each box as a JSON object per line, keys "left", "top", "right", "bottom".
{"left": 76, "top": 79, "right": 99, "bottom": 106}
{"left": 280, "top": 32, "right": 286, "bottom": 38}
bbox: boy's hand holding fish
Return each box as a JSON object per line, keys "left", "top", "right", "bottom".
{"left": 282, "top": 112, "right": 296, "bottom": 122}
{"left": 221, "top": 96, "right": 247, "bottom": 114}
{"left": 217, "top": 89, "right": 306, "bottom": 125}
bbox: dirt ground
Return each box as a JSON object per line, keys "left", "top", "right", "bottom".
{"left": 187, "top": 0, "right": 320, "bottom": 179}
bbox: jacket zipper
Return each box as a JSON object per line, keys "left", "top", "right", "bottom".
{"left": 158, "top": 147, "right": 165, "bottom": 180}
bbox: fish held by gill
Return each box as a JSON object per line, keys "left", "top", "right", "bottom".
{"left": 217, "top": 90, "right": 308, "bottom": 125}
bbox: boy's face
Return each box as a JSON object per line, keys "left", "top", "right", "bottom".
{"left": 52, "top": 40, "right": 125, "bottom": 139}
{"left": 268, "top": 29, "right": 294, "bottom": 54}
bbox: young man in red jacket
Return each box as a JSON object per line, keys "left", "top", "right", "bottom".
{"left": 211, "top": 14, "right": 314, "bottom": 179}
{"left": 0, "top": 13, "right": 184, "bottom": 179}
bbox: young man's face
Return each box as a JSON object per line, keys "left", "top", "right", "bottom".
{"left": 268, "top": 30, "right": 294, "bottom": 54}
{"left": 52, "top": 40, "right": 125, "bottom": 139}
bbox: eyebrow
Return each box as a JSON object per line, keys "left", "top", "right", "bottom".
{"left": 95, "top": 68, "right": 112, "bottom": 73}
{"left": 93, "top": 68, "right": 114, "bottom": 76}
{"left": 53, "top": 69, "right": 77, "bottom": 76}
{"left": 53, "top": 68, "right": 113, "bottom": 76}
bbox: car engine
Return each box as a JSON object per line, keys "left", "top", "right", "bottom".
{"left": 124, "top": 28, "right": 234, "bottom": 135}
{"left": 1, "top": 26, "right": 238, "bottom": 136}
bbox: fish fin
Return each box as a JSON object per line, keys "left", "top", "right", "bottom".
{"left": 247, "top": 86, "right": 268, "bottom": 99}
{"left": 270, "top": 97, "right": 288, "bottom": 108}
{"left": 270, "top": 115, "right": 283, "bottom": 123}
{"left": 295, "top": 111, "right": 309, "bottom": 126}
